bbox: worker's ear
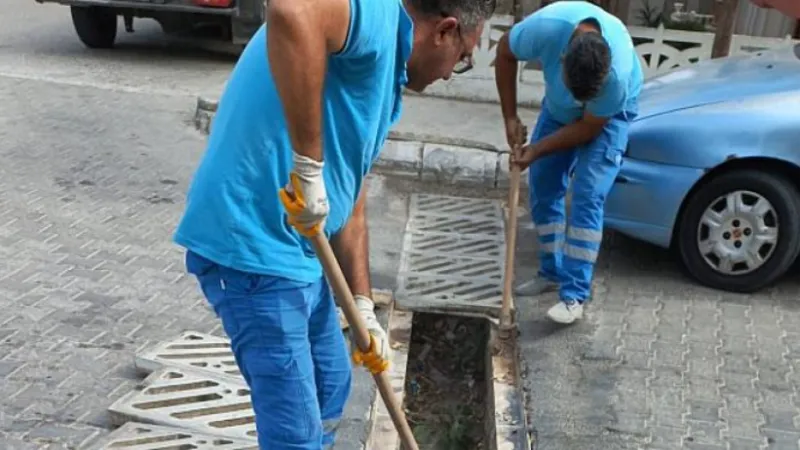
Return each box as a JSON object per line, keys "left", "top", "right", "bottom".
{"left": 433, "top": 16, "right": 459, "bottom": 45}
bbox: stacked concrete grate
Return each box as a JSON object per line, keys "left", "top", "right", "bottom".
{"left": 91, "top": 332, "right": 259, "bottom": 449}
{"left": 90, "top": 291, "right": 394, "bottom": 450}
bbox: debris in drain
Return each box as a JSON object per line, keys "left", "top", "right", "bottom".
{"left": 402, "top": 312, "right": 489, "bottom": 450}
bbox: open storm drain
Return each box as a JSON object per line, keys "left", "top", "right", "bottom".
{"left": 402, "top": 312, "right": 491, "bottom": 450}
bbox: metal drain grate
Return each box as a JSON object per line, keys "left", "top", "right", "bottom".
{"left": 135, "top": 332, "right": 244, "bottom": 386}
{"left": 88, "top": 422, "right": 258, "bottom": 450}
{"left": 108, "top": 368, "right": 257, "bottom": 442}
{"left": 396, "top": 194, "right": 506, "bottom": 315}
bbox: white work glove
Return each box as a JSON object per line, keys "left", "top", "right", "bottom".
{"left": 350, "top": 295, "right": 391, "bottom": 374}
{"left": 278, "top": 152, "right": 328, "bottom": 237}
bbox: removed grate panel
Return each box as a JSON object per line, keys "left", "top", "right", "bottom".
{"left": 87, "top": 422, "right": 258, "bottom": 450}
{"left": 108, "top": 368, "right": 257, "bottom": 442}
{"left": 135, "top": 331, "right": 244, "bottom": 386}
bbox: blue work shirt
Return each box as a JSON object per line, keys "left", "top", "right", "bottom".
{"left": 173, "top": 0, "right": 414, "bottom": 283}
{"left": 509, "top": 1, "right": 643, "bottom": 125}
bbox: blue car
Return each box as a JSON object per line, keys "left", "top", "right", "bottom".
{"left": 605, "top": 43, "right": 800, "bottom": 293}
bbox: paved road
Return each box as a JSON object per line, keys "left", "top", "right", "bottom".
{"left": 3, "top": 2, "right": 800, "bottom": 450}
{"left": 513, "top": 206, "right": 800, "bottom": 450}
{"left": 3, "top": 0, "right": 235, "bottom": 97}
{"left": 0, "top": 3, "right": 402, "bottom": 448}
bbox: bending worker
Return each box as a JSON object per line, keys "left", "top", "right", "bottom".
{"left": 172, "top": 0, "right": 494, "bottom": 448}
{"left": 495, "top": 1, "right": 643, "bottom": 324}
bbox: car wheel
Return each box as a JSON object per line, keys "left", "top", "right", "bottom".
{"left": 677, "top": 170, "right": 800, "bottom": 293}
{"left": 70, "top": 6, "right": 118, "bottom": 49}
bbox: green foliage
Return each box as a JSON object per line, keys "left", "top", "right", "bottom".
{"left": 413, "top": 403, "right": 475, "bottom": 450}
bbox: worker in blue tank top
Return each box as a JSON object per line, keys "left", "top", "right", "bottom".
{"left": 173, "top": 0, "right": 495, "bottom": 448}
{"left": 494, "top": 1, "right": 643, "bottom": 324}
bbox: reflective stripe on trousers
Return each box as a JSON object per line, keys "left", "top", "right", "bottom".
{"left": 536, "top": 222, "right": 565, "bottom": 254}
{"left": 527, "top": 106, "right": 631, "bottom": 301}
{"left": 564, "top": 226, "right": 602, "bottom": 263}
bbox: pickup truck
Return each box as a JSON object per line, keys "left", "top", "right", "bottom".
{"left": 34, "top": 0, "right": 264, "bottom": 49}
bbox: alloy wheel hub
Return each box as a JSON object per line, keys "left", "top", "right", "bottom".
{"left": 696, "top": 190, "right": 779, "bottom": 275}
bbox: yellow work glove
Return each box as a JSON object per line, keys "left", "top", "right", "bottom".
{"left": 278, "top": 153, "right": 328, "bottom": 237}
{"left": 350, "top": 295, "right": 390, "bottom": 374}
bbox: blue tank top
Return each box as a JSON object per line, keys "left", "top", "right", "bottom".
{"left": 174, "top": 0, "right": 413, "bottom": 283}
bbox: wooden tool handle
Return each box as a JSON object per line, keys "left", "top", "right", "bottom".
{"left": 309, "top": 234, "right": 420, "bottom": 450}
{"left": 500, "top": 165, "right": 521, "bottom": 329}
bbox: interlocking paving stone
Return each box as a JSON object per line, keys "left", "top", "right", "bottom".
{"left": 0, "top": 72, "right": 406, "bottom": 448}
{"left": 510, "top": 201, "right": 800, "bottom": 450}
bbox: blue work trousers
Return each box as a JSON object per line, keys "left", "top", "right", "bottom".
{"left": 528, "top": 106, "right": 633, "bottom": 302}
{"left": 185, "top": 251, "right": 352, "bottom": 450}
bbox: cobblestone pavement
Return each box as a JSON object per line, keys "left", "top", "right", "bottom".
{"left": 0, "top": 68, "right": 416, "bottom": 447}
{"left": 513, "top": 208, "right": 800, "bottom": 450}
{"left": 0, "top": 73, "right": 222, "bottom": 449}
{"left": 7, "top": 3, "right": 800, "bottom": 450}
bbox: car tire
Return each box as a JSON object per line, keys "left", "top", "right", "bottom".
{"left": 70, "top": 6, "right": 118, "bottom": 49}
{"left": 677, "top": 169, "right": 800, "bottom": 293}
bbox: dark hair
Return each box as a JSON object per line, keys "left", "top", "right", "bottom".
{"left": 407, "top": 0, "right": 496, "bottom": 31}
{"left": 563, "top": 30, "right": 611, "bottom": 102}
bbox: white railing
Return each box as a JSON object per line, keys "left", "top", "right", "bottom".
{"left": 420, "top": 14, "right": 798, "bottom": 104}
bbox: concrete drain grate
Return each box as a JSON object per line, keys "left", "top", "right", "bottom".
{"left": 108, "top": 368, "right": 257, "bottom": 442}
{"left": 413, "top": 193, "right": 503, "bottom": 219}
{"left": 396, "top": 194, "right": 505, "bottom": 315}
{"left": 135, "top": 331, "right": 244, "bottom": 386}
{"left": 409, "top": 213, "right": 504, "bottom": 236}
{"left": 88, "top": 422, "right": 258, "bottom": 449}
{"left": 405, "top": 231, "right": 503, "bottom": 259}
{"left": 409, "top": 194, "right": 505, "bottom": 237}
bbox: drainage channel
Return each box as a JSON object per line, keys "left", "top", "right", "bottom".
{"left": 86, "top": 192, "right": 528, "bottom": 450}
{"left": 402, "top": 312, "right": 490, "bottom": 449}
{"left": 371, "top": 192, "right": 530, "bottom": 450}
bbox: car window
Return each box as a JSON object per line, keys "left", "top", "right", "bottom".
{"left": 795, "top": 43, "right": 800, "bottom": 59}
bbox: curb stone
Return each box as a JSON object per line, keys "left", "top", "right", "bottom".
{"left": 194, "top": 96, "right": 528, "bottom": 190}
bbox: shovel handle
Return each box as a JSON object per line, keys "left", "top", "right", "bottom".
{"left": 500, "top": 164, "right": 521, "bottom": 329}
{"left": 309, "top": 233, "right": 420, "bottom": 450}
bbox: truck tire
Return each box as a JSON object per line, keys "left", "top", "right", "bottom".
{"left": 70, "top": 6, "right": 118, "bottom": 49}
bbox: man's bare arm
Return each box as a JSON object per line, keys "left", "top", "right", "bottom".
{"left": 266, "top": 0, "right": 350, "bottom": 162}
{"left": 331, "top": 186, "right": 372, "bottom": 298}
{"left": 531, "top": 110, "right": 608, "bottom": 158}
{"left": 495, "top": 33, "right": 520, "bottom": 121}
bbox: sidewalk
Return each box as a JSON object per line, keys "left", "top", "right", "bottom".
{"left": 393, "top": 94, "right": 539, "bottom": 152}
{"left": 194, "top": 94, "right": 540, "bottom": 190}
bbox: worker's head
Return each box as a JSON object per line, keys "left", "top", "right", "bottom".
{"left": 563, "top": 18, "right": 611, "bottom": 103}
{"left": 403, "top": 0, "right": 496, "bottom": 92}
